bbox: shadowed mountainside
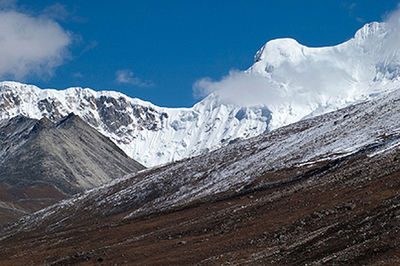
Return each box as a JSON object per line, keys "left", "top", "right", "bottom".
{"left": 0, "top": 114, "right": 144, "bottom": 226}
{"left": 2, "top": 89, "right": 400, "bottom": 264}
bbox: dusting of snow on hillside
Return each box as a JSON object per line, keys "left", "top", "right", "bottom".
{"left": 8, "top": 86, "right": 400, "bottom": 234}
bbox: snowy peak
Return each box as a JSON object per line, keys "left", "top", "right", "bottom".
{"left": 8, "top": 84, "right": 400, "bottom": 243}
{"left": 254, "top": 38, "right": 305, "bottom": 67}
{"left": 0, "top": 81, "right": 271, "bottom": 167}
{"left": 252, "top": 22, "right": 385, "bottom": 70}
{"left": 353, "top": 21, "right": 384, "bottom": 41}
{"left": 2, "top": 22, "right": 400, "bottom": 167}
{"left": 250, "top": 21, "right": 398, "bottom": 80}
{"left": 233, "top": 20, "right": 400, "bottom": 129}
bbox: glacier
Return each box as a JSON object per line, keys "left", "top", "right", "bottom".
{"left": 1, "top": 21, "right": 400, "bottom": 167}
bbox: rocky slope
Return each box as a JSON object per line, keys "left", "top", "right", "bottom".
{"left": 0, "top": 113, "right": 144, "bottom": 226}
{"left": 2, "top": 22, "right": 400, "bottom": 167}
{"left": 0, "top": 81, "right": 271, "bottom": 167}
{"left": 2, "top": 87, "right": 400, "bottom": 264}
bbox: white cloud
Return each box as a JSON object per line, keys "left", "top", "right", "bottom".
{"left": 193, "top": 68, "right": 352, "bottom": 107}
{"left": 193, "top": 70, "right": 283, "bottom": 106}
{"left": 0, "top": 9, "right": 71, "bottom": 79}
{"left": 116, "top": 69, "right": 154, "bottom": 87}
{"left": 193, "top": 58, "right": 356, "bottom": 108}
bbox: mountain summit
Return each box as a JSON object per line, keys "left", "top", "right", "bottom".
{"left": 0, "top": 81, "right": 271, "bottom": 167}
{"left": 0, "top": 113, "right": 144, "bottom": 225}
{"left": 235, "top": 22, "right": 400, "bottom": 127}
{"left": 4, "top": 80, "right": 400, "bottom": 264}
{"left": 1, "top": 22, "right": 400, "bottom": 167}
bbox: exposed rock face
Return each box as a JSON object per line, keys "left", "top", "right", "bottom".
{"left": 0, "top": 81, "right": 271, "bottom": 167}
{"left": 2, "top": 88, "right": 400, "bottom": 264}
{"left": 0, "top": 113, "right": 144, "bottom": 226}
{"left": 3, "top": 23, "right": 400, "bottom": 168}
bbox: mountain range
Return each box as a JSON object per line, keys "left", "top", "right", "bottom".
{"left": 2, "top": 22, "right": 400, "bottom": 167}
{"left": 2, "top": 20, "right": 400, "bottom": 264}
{"left": 2, "top": 81, "right": 400, "bottom": 264}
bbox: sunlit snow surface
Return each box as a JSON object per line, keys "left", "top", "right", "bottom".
{"left": 7, "top": 87, "right": 400, "bottom": 234}
{"left": 1, "top": 22, "right": 400, "bottom": 167}
{"left": 0, "top": 81, "right": 271, "bottom": 167}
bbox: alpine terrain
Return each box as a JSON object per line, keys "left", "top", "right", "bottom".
{"left": 2, "top": 83, "right": 400, "bottom": 264}
{"left": 0, "top": 113, "right": 144, "bottom": 226}
{"left": 2, "top": 22, "right": 400, "bottom": 167}
{"left": 2, "top": 19, "right": 400, "bottom": 265}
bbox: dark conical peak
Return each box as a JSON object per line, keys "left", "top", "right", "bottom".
{"left": 30, "top": 116, "right": 54, "bottom": 133}
{"left": 57, "top": 113, "right": 86, "bottom": 129}
{"left": 38, "top": 116, "right": 54, "bottom": 127}
{"left": 35, "top": 116, "right": 54, "bottom": 128}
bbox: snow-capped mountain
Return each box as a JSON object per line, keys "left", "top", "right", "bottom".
{"left": 4, "top": 83, "right": 400, "bottom": 264}
{"left": 213, "top": 21, "right": 400, "bottom": 129}
{"left": 16, "top": 86, "right": 400, "bottom": 226}
{"left": 0, "top": 82, "right": 271, "bottom": 167}
{"left": 1, "top": 21, "right": 400, "bottom": 167}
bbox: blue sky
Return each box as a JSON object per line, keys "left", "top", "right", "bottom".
{"left": 1, "top": 0, "right": 399, "bottom": 107}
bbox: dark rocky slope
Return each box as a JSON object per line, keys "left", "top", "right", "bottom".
{"left": 2, "top": 145, "right": 399, "bottom": 265}
{"left": 2, "top": 89, "right": 400, "bottom": 264}
{"left": 0, "top": 114, "right": 144, "bottom": 226}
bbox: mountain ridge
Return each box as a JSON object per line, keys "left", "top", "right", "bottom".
{"left": 7, "top": 86, "right": 400, "bottom": 232}
{"left": 0, "top": 81, "right": 272, "bottom": 167}
{"left": 0, "top": 113, "right": 144, "bottom": 226}
{"left": 3, "top": 82, "right": 400, "bottom": 264}
{"left": 2, "top": 22, "right": 400, "bottom": 167}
